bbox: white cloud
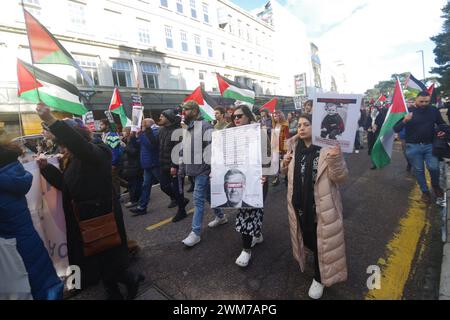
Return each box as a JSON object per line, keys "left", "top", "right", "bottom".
{"left": 284, "top": 0, "right": 446, "bottom": 93}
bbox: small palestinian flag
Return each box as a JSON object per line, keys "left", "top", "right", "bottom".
{"left": 184, "top": 86, "right": 217, "bottom": 121}
{"left": 109, "top": 87, "right": 131, "bottom": 128}
{"left": 259, "top": 97, "right": 278, "bottom": 113}
{"left": 404, "top": 73, "right": 427, "bottom": 92}
{"left": 17, "top": 59, "right": 88, "bottom": 115}
{"left": 217, "top": 74, "right": 255, "bottom": 106}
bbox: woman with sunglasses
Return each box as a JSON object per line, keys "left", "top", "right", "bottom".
{"left": 229, "top": 105, "right": 270, "bottom": 267}
{"left": 281, "top": 114, "right": 348, "bottom": 299}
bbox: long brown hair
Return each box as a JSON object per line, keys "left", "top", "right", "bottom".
{"left": 0, "top": 141, "right": 23, "bottom": 168}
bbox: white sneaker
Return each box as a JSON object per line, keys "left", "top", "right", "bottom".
{"left": 182, "top": 232, "right": 201, "bottom": 247}
{"left": 355, "top": 150, "right": 360, "bottom": 154}
{"left": 124, "top": 202, "right": 137, "bottom": 208}
{"left": 208, "top": 215, "right": 228, "bottom": 228}
{"left": 308, "top": 279, "right": 324, "bottom": 300}
{"left": 235, "top": 250, "right": 252, "bottom": 267}
{"left": 251, "top": 234, "right": 264, "bottom": 248}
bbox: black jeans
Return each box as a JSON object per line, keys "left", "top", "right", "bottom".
{"left": 128, "top": 176, "right": 143, "bottom": 203}
{"left": 299, "top": 220, "right": 322, "bottom": 283}
{"left": 159, "top": 170, "right": 186, "bottom": 210}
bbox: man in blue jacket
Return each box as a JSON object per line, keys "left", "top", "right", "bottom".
{"left": 130, "top": 118, "right": 161, "bottom": 216}
{"left": 394, "top": 91, "right": 445, "bottom": 203}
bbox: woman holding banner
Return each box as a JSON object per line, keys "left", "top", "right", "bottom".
{"left": 229, "top": 105, "right": 271, "bottom": 267}
{"left": 0, "top": 141, "right": 63, "bottom": 300}
{"left": 281, "top": 114, "right": 348, "bottom": 299}
{"left": 35, "top": 103, "right": 144, "bottom": 300}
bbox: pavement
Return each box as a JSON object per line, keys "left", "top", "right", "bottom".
{"left": 439, "top": 161, "right": 450, "bottom": 300}
{"left": 69, "top": 141, "right": 443, "bottom": 300}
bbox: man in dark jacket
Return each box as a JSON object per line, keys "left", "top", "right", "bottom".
{"left": 394, "top": 91, "right": 445, "bottom": 203}
{"left": 158, "top": 109, "right": 189, "bottom": 222}
{"left": 130, "top": 118, "right": 161, "bottom": 215}
{"left": 180, "top": 101, "right": 227, "bottom": 247}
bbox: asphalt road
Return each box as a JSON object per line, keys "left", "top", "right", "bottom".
{"left": 72, "top": 141, "right": 443, "bottom": 300}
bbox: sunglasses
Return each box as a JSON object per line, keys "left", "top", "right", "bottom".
{"left": 233, "top": 114, "right": 244, "bottom": 120}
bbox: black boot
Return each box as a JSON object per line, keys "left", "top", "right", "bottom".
{"left": 121, "top": 272, "right": 145, "bottom": 300}
{"left": 172, "top": 209, "right": 188, "bottom": 223}
{"left": 105, "top": 284, "right": 124, "bottom": 300}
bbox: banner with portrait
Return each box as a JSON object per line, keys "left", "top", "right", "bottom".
{"left": 312, "top": 93, "right": 362, "bottom": 153}
{"left": 211, "top": 123, "right": 263, "bottom": 209}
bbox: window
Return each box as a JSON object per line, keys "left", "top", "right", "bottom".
{"left": 221, "top": 42, "right": 226, "bottom": 62}
{"left": 190, "top": 0, "right": 197, "bottom": 19}
{"left": 160, "top": 0, "right": 168, "bottom": 8}
{"left": 246, "top": 24, "right": 252, "bottom": 42}
{"left": 168, "top": 66, "right": 181, "bottom": 89}
{"left": 165, "top": 26, "right": 173, "bottom": 49}
{"left": 255, "top": 29, "right": 259, "bottom": 45}
{"left": 105, "top": 10, "right": 122, "bottom": 40}
{"left": 24, "top": 0, "right": 40, "bottom": 4}
{"left": 180, "top": 31, "right": 188, "bottom": 52}
{"left": 68, "top": 1, "right": 86, "bottom": 31}
{"left": 141, "top": 62, "right": 159, "bottom": 89}
{"left": 74, "top": 55, "right": 99, "bottom": 86}
{"left": 112, "top": 60, "right": 133, "bottom": 87}
{"left": 176, "top": 0, "right": 184, "bottom": 14}
{"left": 228, "top": 15, "right": 233, "bottom": 34}
{"left": 237, "top": 20, "right": 243, "bottom": 38}
{"left": 207, "top": 39, "right": 213, "bottom": 58}
{"left": 199, "top": 70, "right": 206, "bottom": 89}
{"left": 202, "top": 3, "right": 209, "bottom": 23}
{"left": 194, "top": 35, "right": 201, "bottom": 55}
{"left": 137, "top": 19, "right": 151, "bottom": 44}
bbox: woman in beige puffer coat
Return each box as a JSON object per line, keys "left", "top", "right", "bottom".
{"left": 281, "top": 114, "right": 348, "bottom": 299}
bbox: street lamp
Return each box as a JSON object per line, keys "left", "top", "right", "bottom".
{"left": 416, "top": 50, "right": 426, "bottom": 82}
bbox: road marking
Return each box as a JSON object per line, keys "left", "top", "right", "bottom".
{"left": 146, "top": 208, "right": 194, "bottom": 232}
{"left": 365, "top": 184, "right": 430, "bottom": 300}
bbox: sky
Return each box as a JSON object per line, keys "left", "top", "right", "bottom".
{"left": 231, "top": 0, "right": 447, "bottom": 93}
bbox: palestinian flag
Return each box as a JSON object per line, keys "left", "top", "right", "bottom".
{"left": 259, "top": 97, "right": 277, "bottom": 113}
{"left": 377, "top": 95, "right": 387, "bottom": 103}
{"left": 371, "top": 79, "right": 408, "bottom": 169}
{"left": 217, "top": 74, "right": 255, "bottom": 106}
{"left": 17, "top": 59, "right": 88, "bottom": 115}
{"left": 184, "top": 86, "right": 217, "bottom": 121}
{"left": 404, "top": 73, "right": 427, "bottom": 92}
{"left": 428, "top": 83, "right": 438, "bottom": 105}
{"left": 23, "top": 9, "right": 94, "bottom": 87}
{"left": 109, "top": 87, "right": 131, "bottom": 128}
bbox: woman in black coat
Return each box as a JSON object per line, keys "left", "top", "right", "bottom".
{"left": 35, "top": 104, "right": 144, "bottom": 300}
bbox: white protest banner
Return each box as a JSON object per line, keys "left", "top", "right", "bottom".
{"left": 83, "top": 111, "right": 95, "bottom": 132}
{"left": 131, "top": 105, "right": 144, "bottom": 132}
{"left": 211, "top": 123, "right": 263, "bottom": 209}
{"left": 24, "top": 158, "right": 68, "bottom": 278}
{"left": 312, "top": 93, "right": 362, "bottom": 153}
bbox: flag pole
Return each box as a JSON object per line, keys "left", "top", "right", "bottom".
{"left": 20, "top": 0, "right": 42, "bottom": 105}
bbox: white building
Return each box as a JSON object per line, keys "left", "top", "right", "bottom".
{"left": 0, "top": 0, "right": 282, "bottom": 138}
{"left": 254, "top": 0, "right": 347, "bottom": 96}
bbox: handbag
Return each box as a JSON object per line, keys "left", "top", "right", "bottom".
{"left": 72, "top": 199, "right": 121, "bottom": 257}
{"left": 433, "top": 124, "right": 450, "bottom": 159}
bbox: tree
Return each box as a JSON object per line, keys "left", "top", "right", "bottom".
{"left": 431, "top": 3, "right": 450, "bottom": 96}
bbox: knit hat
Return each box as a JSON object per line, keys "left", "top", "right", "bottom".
{"left": 162, "top": 109, "right": 178, "bottom": 123}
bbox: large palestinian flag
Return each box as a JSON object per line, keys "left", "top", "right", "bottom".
{"left": 23, "top": 9, "right": 94, "bottom": 87}
{"left": 217, "top": 74, "right": 255, "bottom": 106}
{"left": 371, "top": 79, "right": 408, "bottom": 169}
{"left": 17, "top": 59, "right": 88, "bottom": 115}
{"left": 184, "top": 86, "right": 217, "bottom": 121}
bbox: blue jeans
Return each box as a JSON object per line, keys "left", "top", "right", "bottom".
{"left": 191, "top": 175, "right": 224, "bottom": 236}
{"left": 405, "top": 143, "right": 440, "bottom": 193}
{"left": 139, "top": 167, "right": 161, "bottom": 209}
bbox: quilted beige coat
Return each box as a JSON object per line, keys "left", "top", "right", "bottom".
{"left": 281, "top": 138, "right": 348, "bottom": 287}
